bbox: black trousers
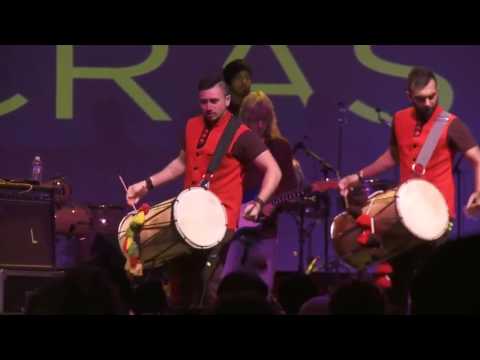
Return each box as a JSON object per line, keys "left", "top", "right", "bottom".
{"left": 162, "top": 230, "right": 235, "bottom": 309}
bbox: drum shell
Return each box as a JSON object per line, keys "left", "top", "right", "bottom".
{"left": 331, "top": 187, "right": 439, "bottom": 270}
{"left": 117, "top": 187, "right": 228, "bottom": 270}
{"left": 118, "top": 199, "right": 192, "bottom": 270}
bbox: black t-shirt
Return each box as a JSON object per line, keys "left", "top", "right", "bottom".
{"left": 242, "top": 137, "right": 297, "bottom": 201}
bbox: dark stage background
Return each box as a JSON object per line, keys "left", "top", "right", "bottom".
{"left": 2, "top": 45, "right": 479, "bottom": 271}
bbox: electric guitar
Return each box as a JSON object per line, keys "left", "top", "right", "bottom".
{"left": 239, "top": 179, "right": 339, "bottom": 229}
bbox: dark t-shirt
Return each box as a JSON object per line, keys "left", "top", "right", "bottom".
{"left": 231, "top": 130, "right": 268, "bottom": 166}
{"left": 242, "top": 137, "right": 297, "bottom": 202}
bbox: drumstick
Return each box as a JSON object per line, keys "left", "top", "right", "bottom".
{"left": 118, "top": 175, "right": 137, "bottom": 211}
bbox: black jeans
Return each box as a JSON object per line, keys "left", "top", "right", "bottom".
{"left": 163, "top": 230, "right": 235, "bottom": 309}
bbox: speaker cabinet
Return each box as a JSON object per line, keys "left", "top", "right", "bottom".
{"left": 0, "top": 184, "right": 55, "bottom": 269}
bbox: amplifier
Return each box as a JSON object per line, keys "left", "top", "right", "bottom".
{"left": 0, "top": 183, "right": 56, "bottom": 269}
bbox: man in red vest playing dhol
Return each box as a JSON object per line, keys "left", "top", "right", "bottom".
{"left": 126, "top": 74, "right": 282, "bottom": 309}
{"left": 339, "top": 66, "right": 480, "bottom": 314}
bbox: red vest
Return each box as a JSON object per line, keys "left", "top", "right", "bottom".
{"left": 184, "top": 111, "right": 250, "bottom": 230}
{"left": 394, "top": 105, "right": 456, "bottom": 217}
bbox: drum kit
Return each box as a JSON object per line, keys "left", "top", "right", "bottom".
{"left": 41, "top": 177, "right": 126, "bottom": 268}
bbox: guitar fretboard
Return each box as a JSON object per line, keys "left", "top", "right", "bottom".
{"left": 270, "top": 190, "right": 307, "bottom": 207}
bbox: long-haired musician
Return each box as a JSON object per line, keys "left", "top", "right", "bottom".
{"left": 338, "top": 66, "right": 480, "bottom": 314}
{"left": 222, "top": 90, "right": 298, "bottom": 294}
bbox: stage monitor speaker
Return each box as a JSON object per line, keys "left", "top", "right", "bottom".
{"left": 0, "top": 183, "right": 55, "bottom": 269}
{"left": 0, "top": 268, "right": 64, "bottom": 313}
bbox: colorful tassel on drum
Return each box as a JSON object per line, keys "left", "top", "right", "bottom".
{"left": 138, "top": 202, "right": 151, "bottom": 215}
{"left": 355, "top": 214, "right": 373, "bottom": 246}
{"left": 373, "top": 262, "right": 393, "bottom": 275}
{"left": 123, "top": 203, "right": 151, "bottom": 277}
{"left": 372, "top": 262, "right": 393, "bottom": 289}
{"left": 374, "top": 274, "right": 392, "bottom": 289}
{"left": 357, "top": 229, "right": 372, "bottom": 246}
{"left": 355, "top": 214, "right": 371, "bottom": 228}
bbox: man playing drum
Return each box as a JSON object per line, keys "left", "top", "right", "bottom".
{"left": 338, "top": 66, "right": 480, "bottom": 314}
{"left": 126, "top": 74, "right": 282, "bottom": 309}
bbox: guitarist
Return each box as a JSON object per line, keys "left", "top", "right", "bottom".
{"left": 338, "top": 67, "right": 480, "bottom": 314}
{"left": 221, "top": 91, "right": 299, "bottom": 294}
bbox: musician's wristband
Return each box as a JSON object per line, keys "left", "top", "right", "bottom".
{"left": 254, "top": 197, "right": 266, "bottom": 208}
{"left": 145, "top": 177, "right": 154, "bottom": 191}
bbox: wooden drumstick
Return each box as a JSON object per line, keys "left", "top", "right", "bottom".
{"left": 118, "top": 175, "right": 137, "bottom": 211}
{"left": 343, "top": 193, "right": 349, "bottom": 209}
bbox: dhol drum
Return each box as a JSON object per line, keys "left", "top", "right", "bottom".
{"left": 331, "top": 178, "right": 450, "bottom": 270}
{"left": 118, "top": 187, "right": 227, "bottom": 269}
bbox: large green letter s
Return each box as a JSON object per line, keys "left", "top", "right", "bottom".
{"left": 350, "top": 45, "right": 454, "bottom": 124}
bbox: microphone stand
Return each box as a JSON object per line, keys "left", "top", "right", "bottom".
{"left": 337, "top": 103, "right": 348, "bottom": 176}
{"left": 299, "top": 145, "right": 339, "bottom": 273}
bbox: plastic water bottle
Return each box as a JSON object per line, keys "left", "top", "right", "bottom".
{"left": 32, "top": 155, "right": 43, "bottom": 182}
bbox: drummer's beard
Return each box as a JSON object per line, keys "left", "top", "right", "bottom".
{"left": 414, "top": 102, "right": 437, "bottom": 123}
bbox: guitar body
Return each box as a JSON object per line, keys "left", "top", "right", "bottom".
{"left": 222, "top": 179, "right": 338, "bottom": 292}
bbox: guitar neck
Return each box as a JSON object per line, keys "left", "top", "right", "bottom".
{"left": 270, "top": 189, "right": 306, "bottom": 207}
{"left": 266, "top": 180, "right": 338, "bottom": 209}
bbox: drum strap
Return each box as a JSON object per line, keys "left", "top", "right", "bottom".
{"left": 200, "top": 116, "right": 241, "bottom": 188}
{"left": 412, "top": 111, "right": 450, "bottom": 176}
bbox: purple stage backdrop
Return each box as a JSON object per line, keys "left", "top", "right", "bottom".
{"left": 1, "top": 45, "right": 479, "bottom": 271}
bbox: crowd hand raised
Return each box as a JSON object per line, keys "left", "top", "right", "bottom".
{"left": 126, "top": 180, "right": 148, "bottom": 207}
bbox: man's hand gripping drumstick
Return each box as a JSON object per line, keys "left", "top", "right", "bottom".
{"left": 119, "top": 175, "right": 139, "bottom": 211}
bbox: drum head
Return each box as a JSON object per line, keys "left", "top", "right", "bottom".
{"left": 173, "top": 187, "right": 227, "bottom": 249}
{"left": 396, "top": 179, "right": 449, "bottom": 241}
